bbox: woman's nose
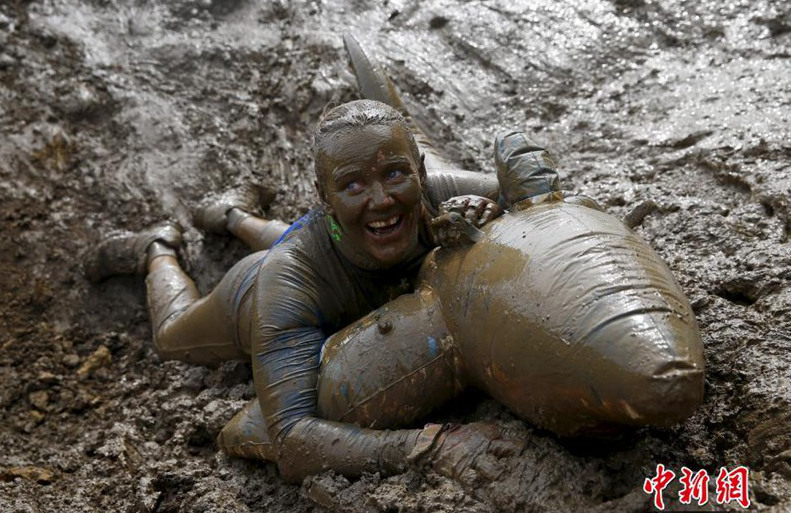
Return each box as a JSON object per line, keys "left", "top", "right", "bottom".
{"left": 369, "top": 182, "right": 395, "bottom": 208}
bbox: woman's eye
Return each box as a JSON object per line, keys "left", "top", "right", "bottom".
{"left": 345, "top": 181, "right": 363, "bottom": 193}
{"left": 387, "top": 169, "right": 405, "bottom": 180}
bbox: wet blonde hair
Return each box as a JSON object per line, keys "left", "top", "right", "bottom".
{"left": 312, "top": 99, "right": 420, "bottom": 182}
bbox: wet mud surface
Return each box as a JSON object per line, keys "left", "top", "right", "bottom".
{"left": 1, "top": 0, "right": 790, "bottom": 511}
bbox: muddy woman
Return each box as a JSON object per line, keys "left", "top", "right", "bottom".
{"left": 86, "top": 37, "right": 704, "bottom": 489}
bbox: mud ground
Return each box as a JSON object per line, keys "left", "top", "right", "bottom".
{"left": 1, "top": 0, "right": 790, "bottom": 511}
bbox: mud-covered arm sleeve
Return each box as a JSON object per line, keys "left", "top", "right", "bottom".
{"left": 277, "top": 418, "right": 421, "bottom": 482}
{"left": 424, "top": 170, "right": 500, "bottom": 214}
{"left": 424, "top": 132, "right": 560, "bottom": 212}
{"left": 251, "top": 250, "right": 420, "bottom": 482}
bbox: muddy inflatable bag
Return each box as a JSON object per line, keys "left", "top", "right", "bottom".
{"left": 318, "top": 135, "right": 705, "bottom": 436}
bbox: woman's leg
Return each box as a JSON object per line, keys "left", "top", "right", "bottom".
{"left": 147, "top": 186, "right": 290, "bottom": 363}
{"left": 226, "top": 208, "right": 289, "bottom": 252}
{"left": 146, "top": 243, "right": 267, "bottom": 366}
{"left": 194, "top": 185, "right": 290, "bottom": 252}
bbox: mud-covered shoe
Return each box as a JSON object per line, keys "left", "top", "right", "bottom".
{"left": 193, "top": 184, "right": 276, "bottom": 234}
{"left": 84, "top": 223, "right": 182, "bottom": 282}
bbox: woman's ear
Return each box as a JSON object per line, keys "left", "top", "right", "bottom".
{"left": 315, "top": 179, "right": 333, "bottom": 213}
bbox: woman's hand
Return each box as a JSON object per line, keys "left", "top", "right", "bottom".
{"left": 439, "top": 195, "right": 504, "bottom": 227}
{"left": 410, "top": 422, "right": 526, "bottom": 487}
{"left": 431, "top": 195, "right": 504, "bottom": 247}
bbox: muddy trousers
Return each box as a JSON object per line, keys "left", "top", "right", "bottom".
{"left": 145, "top": 215, "right": 288, "bottom": 366}
{"left": 146, "top": 251, "right": 264, "bottom": 364}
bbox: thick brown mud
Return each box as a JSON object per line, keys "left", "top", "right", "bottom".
{"left": 1, "top": 0, "right": 789, "bottom": 511}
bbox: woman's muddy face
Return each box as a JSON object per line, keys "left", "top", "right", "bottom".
{"left": 317, "top": 124, "right": 423, "bottom": 269}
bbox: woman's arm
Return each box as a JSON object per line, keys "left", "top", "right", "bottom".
{"left": 251, "top": 249, "right": 425, "bottom": 482}
{"left": 424, "top": 169, "right": 500, "bottom": 212}
{"left": 424, "top": 132, "right": 563, "bottom": 211}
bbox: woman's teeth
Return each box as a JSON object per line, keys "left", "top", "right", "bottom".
{"left": 367, "top": 216, "right": 400, "bottom": 229}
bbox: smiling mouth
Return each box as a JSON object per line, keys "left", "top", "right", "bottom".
{"left": 366, "top": 215, "right": 404, "bottom": 237}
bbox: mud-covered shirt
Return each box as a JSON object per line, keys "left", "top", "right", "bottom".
{"left": 249, "top": 170, "right": 499, "bottom": 446}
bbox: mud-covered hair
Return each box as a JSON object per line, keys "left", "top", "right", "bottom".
{"left": 313, "top": 99, "right": 421, "bottom": 180}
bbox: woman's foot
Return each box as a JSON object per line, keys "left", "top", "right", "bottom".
{"left": 84, "top": 223, "right": 182, "bottom": 282}
{"left": 193, "top": 184, "right": 276, "bottom": 234}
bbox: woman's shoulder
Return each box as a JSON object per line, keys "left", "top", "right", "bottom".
{"left": 260, "top": 208, "right": 336, "bottom": 279}
{"left": 270, "top": 208, "right": 327, "bottom": 248}
{"left": 253, "top": 209, "right": 347, "bottom": 319}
